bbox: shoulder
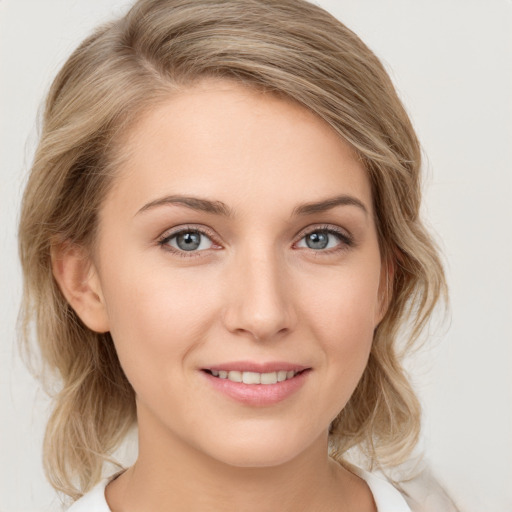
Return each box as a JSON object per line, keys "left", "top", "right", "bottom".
{"left": 353, "top": 466, "right": 412, "bottom": 512}
{"left": 355, "top": 461, "right": 459, "bottom": 512}
{"left": 394, "top": 463, "right": 460, "bottom": 512}
{"left": 66, "top": 479, "right": 111, "bottom": 512}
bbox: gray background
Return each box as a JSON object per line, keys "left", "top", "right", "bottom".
{"left": 1, "top": 1, "right": 511, "bottom": 510}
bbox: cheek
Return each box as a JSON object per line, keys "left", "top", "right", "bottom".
{"left": 99, "top": 261, "right": 219, "bottom": 386}
{"left": 302, "top": 262, "right": 381, "bottom": 340}
{"left": 298, "top": 261, "right": 380, "bottom": 391}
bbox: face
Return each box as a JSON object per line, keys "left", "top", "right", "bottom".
{"left": 89, "top": 80, "right": 386, "bottom": 468}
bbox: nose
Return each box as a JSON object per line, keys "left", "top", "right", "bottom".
{"left": 222, "top": 246, "right": 297, "bottom": 342}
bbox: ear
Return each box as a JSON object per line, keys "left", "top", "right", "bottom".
{"left": 375, "top": 255, "right": 395, "bottom": 327}
{"left": 51, "top": 242, "right": 110, "bottom": 333}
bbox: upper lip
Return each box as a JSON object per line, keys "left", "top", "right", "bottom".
{"left": 203, "top": 361, "right": 310, "bottom": 373}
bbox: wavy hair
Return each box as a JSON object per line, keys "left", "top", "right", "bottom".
{"left": 18, "top": 0, "right": 446, "bottom": 500}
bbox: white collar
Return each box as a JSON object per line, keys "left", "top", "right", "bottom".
{"left": 353, "top": 466, "right": 412, "bottom": 512}
{"left": 67, "top": 466, "right": 412, "bottom": 512}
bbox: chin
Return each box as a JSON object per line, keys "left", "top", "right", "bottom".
{"left": 221, "top": 449, "right": 296, "bottom": 469}
{"left": 200, "top": 426, "right": 322, "bottom": 469}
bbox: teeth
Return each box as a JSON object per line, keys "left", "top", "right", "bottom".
{"left": 228, "top": 370, "right": 242, "bottom": 382}
{"left": 242, "top": 371, "right": 261, "bottom": 384}
{"left": 210, "top": 369, "right": 299, "bottom": 384}
{"left": 260, "top": 372, "right": 278, "bottom": 384}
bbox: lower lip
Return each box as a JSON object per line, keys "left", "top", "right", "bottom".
{"left": 202, "top": 370, "right": 310, "bottom": 406}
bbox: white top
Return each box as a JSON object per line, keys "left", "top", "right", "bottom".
{"left": 67, "top": 467, "right": 411, "bottom": 511}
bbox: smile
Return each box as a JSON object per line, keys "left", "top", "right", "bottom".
{"left": 205, "top": 369, "right": 301, "bottom": 385}
{"left": 202, "top": 365, "right": 310, "bottom": 406}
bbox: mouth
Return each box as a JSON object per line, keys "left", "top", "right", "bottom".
{"left": 201, "top": 364, "right": 311, "bottom": 405}
{"left": 202, "top": 368, "right": 307, "bottom": 385}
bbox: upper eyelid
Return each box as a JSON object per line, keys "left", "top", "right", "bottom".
{"left": 294, "top": 224, "right": 352, "bottom": 241}
{"left": 158, "top": 223, "right": 353, "bottom": 249}
{"left": 159, "top": 223, "right": 349, "bottom": 236}
{"left": 159, "top": 224, "right": 217, "bottom": 242}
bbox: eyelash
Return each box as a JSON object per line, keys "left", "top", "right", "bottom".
{"left": 157, "top": 225, "right": 219, "bottom": 259}
{"left": 157, "top": 224, "right": 354, "bottom": 259}
{"left": 296, "top": 224, "right": 354, "bottom": 254}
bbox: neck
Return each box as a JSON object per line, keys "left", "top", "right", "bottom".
{"left": 105, "top": 412, "right": 374, "bottom": 512}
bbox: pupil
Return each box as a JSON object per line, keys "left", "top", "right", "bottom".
{"left": 177, "top": 232, "right": 201, "bottom": 251}
{"left": 306, "top": 231, "right": 328, "bottom": 249}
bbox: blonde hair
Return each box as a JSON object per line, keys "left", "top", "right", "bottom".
{"left": 18, "top": 0, "right": 446, "bottom": 500}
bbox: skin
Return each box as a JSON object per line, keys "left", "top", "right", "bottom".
{"left": 55, "top": 79, "right": 387, "bottom": 511}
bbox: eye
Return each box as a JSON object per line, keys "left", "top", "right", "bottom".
{"left": 160, "top": 229, "right": 215, "bottom": 253}
{"left": 295, "top": 228, "right": 351, "bottom": 251}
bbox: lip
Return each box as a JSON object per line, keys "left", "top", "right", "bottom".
{"left": 201, "top": 362, "right": 311, "bottom": 406}
{"left": 205, "top": 361, "right": 309, "bottom": 373}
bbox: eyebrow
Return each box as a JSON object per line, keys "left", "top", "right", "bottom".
{"left": 136, "top": 193, "right": 368, "bottom": 217}
{"left": 292, "top": 195, "right": 368, "bottom": 217}
{"left": 136, "top": 195, "right": 234, "bottom": 217}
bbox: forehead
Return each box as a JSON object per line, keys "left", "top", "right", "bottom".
{"left": 106, "top": 79, "right": 372, "bottom": 218}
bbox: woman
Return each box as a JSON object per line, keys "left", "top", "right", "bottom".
{"left": 18, "top": 0, "right": 450, "bottom": 510}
